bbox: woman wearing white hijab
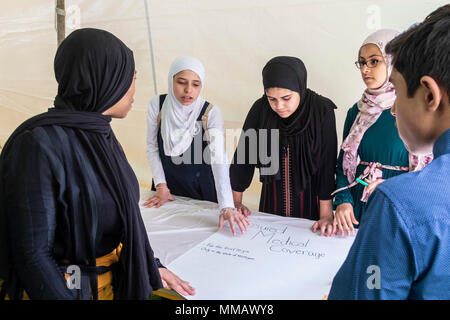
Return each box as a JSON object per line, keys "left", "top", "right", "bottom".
{"left": 144, "top": 56, "right": 249, "bottom": 235}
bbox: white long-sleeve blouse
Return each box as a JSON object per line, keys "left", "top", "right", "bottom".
{"left": 146, "top": 95, "right": 235, "bottom": 210}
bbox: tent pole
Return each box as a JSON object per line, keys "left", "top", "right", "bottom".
{"left": 56, "top": 0, "right": 65, "bottom": 46}
{"left": 144, "top": 0, "right": 158, "bottom": 95}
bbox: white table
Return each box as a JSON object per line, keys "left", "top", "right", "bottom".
{"left": 140, "top": 189, "right": 355, "bottom": 300}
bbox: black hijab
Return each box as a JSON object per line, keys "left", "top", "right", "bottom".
{"left": 0, "top": 28, "right": 162, "bottom": 299}
{"left": 53, "top": 28, "right": 135, "bottom": 113}
{"left": 258, "top": 56, "right": 336, "bottom": 193}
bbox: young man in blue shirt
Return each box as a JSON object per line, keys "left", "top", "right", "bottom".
{"left": 329, "top": 5, "right": 450, "bottom": 299}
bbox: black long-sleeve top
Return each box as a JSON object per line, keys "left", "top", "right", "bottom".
{"left": 230, "top": 97, "right": 337, "bottom": 220}
{"left": 1, "top": 125, "right": 163, "bottom": 299}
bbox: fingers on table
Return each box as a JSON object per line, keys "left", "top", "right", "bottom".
{"left": 325, "top": 223, "right": 334, "bottom": 237}
{"left": 335, "top": 216, "right": 348, "bottom": 236}
{"left": 143, "top": 196, "right": 159, "bottom": 208}
{"left": 174, "top": 280, "right": 195, "bottom": 296}
{"left": 218, "top": 215, "right": 225, "bottom": 231}
{"left": 336, "top": 213, "right": 355, "bottom": 236}
{"left": 320, "top": 224, "right": 326, "bottom": 237}
{"left": 236, "top": 215, "right": 249, "bottom": 234}
{"left": 227, "top": 213, "right": 250, "bottom": 235}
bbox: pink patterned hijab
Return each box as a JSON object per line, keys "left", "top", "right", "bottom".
{"left": 341, "top": 29, "right": 432, "bottom": 183}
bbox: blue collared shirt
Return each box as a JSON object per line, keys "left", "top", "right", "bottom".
{"left": 329, "top": 129, "right": 450, "bottom": 299}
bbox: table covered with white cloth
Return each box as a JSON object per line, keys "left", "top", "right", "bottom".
{"left": 140, "top": 189, "right": 356, "bottom": 300}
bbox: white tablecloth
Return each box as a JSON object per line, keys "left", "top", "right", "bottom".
{"left": 140, "top": 189, "right": 326, "bottom": 267}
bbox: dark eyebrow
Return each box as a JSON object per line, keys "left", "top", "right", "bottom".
{"left": 359, "top": 54, "right": 383, "bottom": 60}
{"left": 266, "top": 94, "right": 292, "bottom": 99}
{"left": 176, "top": 77, "right": 201, "bottom": 83}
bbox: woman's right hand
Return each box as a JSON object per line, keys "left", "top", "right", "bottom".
{"left": 333, "top": 202, "right": 358, "bottom": 236}
{"left": 218, "top": 207, "right": 250, "bottom": 236}
{"left": 235, "top": 202, "right": 251, "bottom": 217}
{"left": 143, "top": 184, "right": 174, "bottom": 208}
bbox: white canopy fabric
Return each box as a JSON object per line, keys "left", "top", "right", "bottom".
{"left": 1, "top": 0, "right": 446, "bottom": 209}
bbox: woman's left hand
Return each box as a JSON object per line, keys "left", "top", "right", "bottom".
{"left": 312, "top": 215, "right": 335, "bottom": 237}
{"left": 218, "top": 207, "right": 250, "bottom": 236}
{"left": 159, "top": 268, "right": 196, "bottom": 296}
{"left": 364, "top": 178, "right": 385, "bottom": 197}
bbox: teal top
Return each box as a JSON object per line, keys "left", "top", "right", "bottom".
{"left": 333, "top": 103, "right": 409, "bottom": 225}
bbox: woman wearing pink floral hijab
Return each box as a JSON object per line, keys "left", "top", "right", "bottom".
{"left": 331, "top": 29, "right": 432, "bottom": 236}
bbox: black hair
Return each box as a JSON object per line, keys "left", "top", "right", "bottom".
{"left": 386, "top": 4, "right": 450, "bottom": 98}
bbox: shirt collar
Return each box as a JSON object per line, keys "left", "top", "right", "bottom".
{"left": 433, "top": 129, "right": 450, "bottom": 159}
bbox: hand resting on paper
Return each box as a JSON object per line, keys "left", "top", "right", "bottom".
{"left": 231, "top": 191, "right": 251, "bottom": 217}
{"left": 333, "top": 202, "right": 358, "bottom": 236}
{"left": 159, "top": 268, "right": 196, "bottom": 296}
{"left": 235, "top": 202, "right": 251, "bottom": 217}
{"left": 312, "top": 199, "right": 335, "bottom": 237}
{"left": 331, "top": 180, "right": 385, "bottom": 236}
{"left": 218, "top": 207, "right": 250, "bottom": 236}
{"left": 311, "top": 215, "right": 335, "bottom": 237}
{"left": 143, "top": 183, "right": 174, "bottom": 208}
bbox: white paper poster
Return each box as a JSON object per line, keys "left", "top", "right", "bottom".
{"left": 167, "top": 218, "right": 356, "bottom": 300}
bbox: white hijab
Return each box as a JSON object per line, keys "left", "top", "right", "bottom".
{"left": 160, "top": 56, "right": 206, "bottom": 156}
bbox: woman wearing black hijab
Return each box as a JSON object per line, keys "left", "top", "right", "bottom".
{"left": 0, "top": 28, "right": 194, "bottom": 299}
{"left": 230, "top": 56, "right": 338, "bottom": 236}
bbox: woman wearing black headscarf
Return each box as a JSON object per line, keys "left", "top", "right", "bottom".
{"left": 0, "top": 28, "right": 194, "bottom": 300}
{"left": 230, "top": 56, "right": 338, "bottom": 236}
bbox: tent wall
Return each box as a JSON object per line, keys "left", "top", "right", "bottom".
{"left": 0, "top": 0, "right": 446, "bottom": 209}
